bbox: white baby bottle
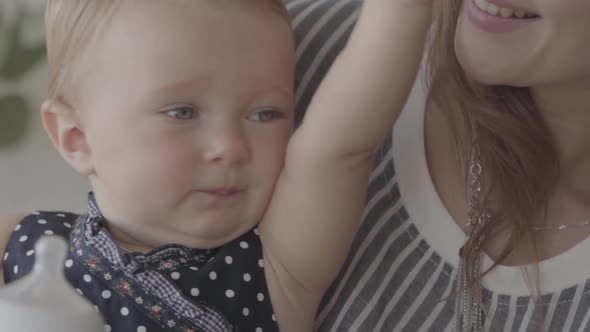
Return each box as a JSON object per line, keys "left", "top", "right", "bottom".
{"left": 0, "top": 236, "right": 105, "bottom": 332}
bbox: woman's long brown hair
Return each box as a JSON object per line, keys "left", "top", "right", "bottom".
{"left": 426, "top": 0, "right": 560, "bottom": 306}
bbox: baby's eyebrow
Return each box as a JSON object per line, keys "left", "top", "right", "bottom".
{"left": 140, "top": 75, "right": 294, "bottom": 108}
{"left": 150, "top": 75, "right": 213, "bottom": 96}
{"left": 256, "top": 85, "right": 294, "bottom": 99}
{"left": 241, "top": 87, "right": 294, "bottom": 110}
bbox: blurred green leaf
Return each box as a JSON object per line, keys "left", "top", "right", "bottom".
{"left": 0, "top": 11, "right": 46, "bottom": 80}
{"left": 0, "top": 8, "right": 10, "bottom": 65}
{"left": 0, "top": 95, "right": 30, "bottom": 149}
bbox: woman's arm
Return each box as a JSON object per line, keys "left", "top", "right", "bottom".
{"left": 0, "top": 214, "right": 26, "bottom": 287}
{"left": 259, "top": 0, "right": 433, "bottom": 322}
{"left": 291, "top": 0, "right": 433, "bottom": 159}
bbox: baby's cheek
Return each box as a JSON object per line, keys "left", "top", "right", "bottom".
{"left": 271, "top": 138, "right": 289, "bottom": 170}
{"left": 146, "top": 150, "right": 197, "bottom": 187}
{"left": 111, "top": 144, "right": 195, "bottom": 201}
{"left": 257, "top": 143, "right": 288, "bottom": 199}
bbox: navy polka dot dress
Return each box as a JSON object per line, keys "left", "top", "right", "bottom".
{"left": 3, "top": 194, "right": 278, "bottom": 332}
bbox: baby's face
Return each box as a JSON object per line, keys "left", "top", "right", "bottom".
{"left": 75, "top": 1, "right": 295, "bottom": 249}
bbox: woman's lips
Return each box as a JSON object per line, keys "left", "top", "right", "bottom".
{"left": 465, "top": 0, "right": 540, "bottom": 33}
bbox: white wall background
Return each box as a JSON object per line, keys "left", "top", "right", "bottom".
{"left": 0, "top": 63, "right": 88, "bottom": 215}
{"left": 0, "top": 0, "right": 87, "bottom": 215}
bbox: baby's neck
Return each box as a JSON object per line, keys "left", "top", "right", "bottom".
{"left": 105, "top": 222, "right": 157, "bottom": 254}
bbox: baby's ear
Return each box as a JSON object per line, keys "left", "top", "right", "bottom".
{"left": 41, "top": 99, "right": 94, "bottom": 176}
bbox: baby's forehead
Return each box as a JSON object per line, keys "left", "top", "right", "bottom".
{"left": 72, "top": 3, "right": 294, "bottom": 109}
{"left": 112, "top": 0, "right": 287, "bottom": 22}
{"left": 92, "top": 4, "right": 292, "bottom": 70}
{"left": 46, "top": 0, "right": 290, "bottom": 101}
{"left": 93, "top": 0, "right": 292, "bottom": 60}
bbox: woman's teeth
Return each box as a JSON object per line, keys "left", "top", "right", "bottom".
{"left": 474, "top": 0, "right": 538, "bottom": 18}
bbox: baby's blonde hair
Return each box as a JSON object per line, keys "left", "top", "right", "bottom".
{"left": 45, "top": 0, "right": 288, "bottom": 100}
{"left": 45, "top": 0, "right": 121, "bottom": 100}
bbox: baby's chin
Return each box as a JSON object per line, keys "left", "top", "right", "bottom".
{"left": 183, "top": 221, "right": 259, "bottom": 249}
{"left": 136, "top": 214, "right": 261, "bottom": 250}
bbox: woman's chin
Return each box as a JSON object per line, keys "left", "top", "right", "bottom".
{"left": 458, "top": 57, "right": 529, "bottom": 88}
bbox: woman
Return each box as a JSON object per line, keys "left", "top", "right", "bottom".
{"left": 288, "top": 0, "right": 590, "bottom": 331}
{"left": 2, "top": 0, "right": 589, "bottom": 330}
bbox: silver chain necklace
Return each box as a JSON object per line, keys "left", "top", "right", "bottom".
{"left": 464, "top": 158, "right": 590, "bottom": 232}
{"left": 456, "top": 150, "right": 590, "bottom": 331}
{"left": 455, "top": 151, "right": 488, "bottom": 332}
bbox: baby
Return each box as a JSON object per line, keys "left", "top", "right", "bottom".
{"left": 0, "top": 0, "right": 432, "bottom": 331}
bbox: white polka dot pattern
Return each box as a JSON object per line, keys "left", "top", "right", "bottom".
{"left": 3, "top": 211, "right": 278, "bottom": 331}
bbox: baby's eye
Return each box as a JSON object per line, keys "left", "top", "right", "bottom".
{"left": 248, "top": 109, "right": 283, "bottom": 122}
{"left": 164, "top": 106, "right": 195, "bottom": 120}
